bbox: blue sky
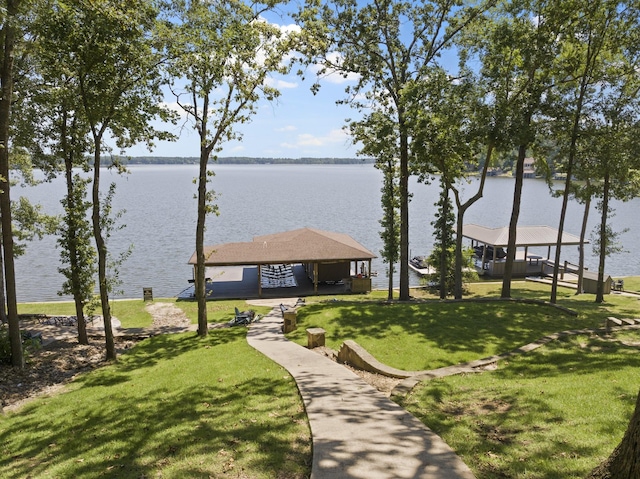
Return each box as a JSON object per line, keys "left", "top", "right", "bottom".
{"left": 124, "top": 73, "right": 362, "bottom": 159}
{"left": 123, "top": 13, "right": 363, "bottom": 160}
{"left": 121, "top": 6, "right": 462, "bottom": 160}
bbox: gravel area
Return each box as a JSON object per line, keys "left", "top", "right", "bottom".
{"left": 0, "top": 336, "right": 137, "bottom": 413}
{"left": 146, "top": 302, "right": 191, "bottom": 329}
{"left": 312, "top": 346, "right": 401, "bottom": 397}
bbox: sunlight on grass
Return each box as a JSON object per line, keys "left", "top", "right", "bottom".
{"left": 173, "top": 299, "right": 272, "bottom": 325}
{"left": 286, "top": 293, "right": 618, "bottom": 371}
{"left": 0, "top": 330, "right": 311, "bottom": 478}
{"left": 399, "top": 331, "right": 640, "bottom": 479}
{"left": 9, "top": 278, "right": 640, "bottom": 478}
{"left": 19, "top": 299, "right": 155, "bottom": 329}
{"left": 17, "top": 298, "right": 274, "bottom": 329}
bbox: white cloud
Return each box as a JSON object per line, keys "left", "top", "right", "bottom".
{"left": 278, "top": 22, "right": 301, "bottom": 35}
{"left": 160, "top": 101, "right": 189, "bottom": 117}
{"left": 275, "top": 125, "right": 297, "bottom": 132}
{"left": 265, "top": 77, "right": 298, "bottom": 89}
{"left": 312, "top": 52, "right": 361, "bottom": 85}
{"left": 281, "top": 128, "right": 350, "bottom": 149}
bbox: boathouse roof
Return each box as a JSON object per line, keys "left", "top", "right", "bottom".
{"left": 188, "top": 227, "right": 376, "bottom": 266}
{"left": 462, "top": 224, "right": 585, "bottom": 247}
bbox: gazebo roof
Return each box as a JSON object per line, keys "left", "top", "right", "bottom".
{"left": 188, "top": 227, "right": 376, "bottom": 266}
{"left": 462, "top": 224, "right": 585, "bottom": 247}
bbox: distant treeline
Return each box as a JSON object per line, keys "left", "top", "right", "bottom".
{"left": 110, "top": 156, "right": 375, "bottom": 165}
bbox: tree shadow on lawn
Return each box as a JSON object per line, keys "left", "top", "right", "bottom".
{"left": 496, "top": 333, "right": 640, "bottom": 381}
{"left": 297, "top": 300, "right": 607, "bottom": 369}
{"left": 0, "top": 329, "right": 310, "bottom": 478}
{"left": 403, "top": 335, "right": 640, "bottom": 478}
{"left": 81, "top": 328, "right": 244, "bottom": 390}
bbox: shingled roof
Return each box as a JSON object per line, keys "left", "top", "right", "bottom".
{"left": 188, "top": 227, "right": 376, "bottom": 266}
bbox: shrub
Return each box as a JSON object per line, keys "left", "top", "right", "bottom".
{"left": 0, "top": 322, "right": 11, "bottom": 364}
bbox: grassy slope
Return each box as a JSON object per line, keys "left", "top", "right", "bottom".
{"left": 0, "top": 329, "right": 311, "bottom": 478}
{"left": 17, "top": 299, "right": 273, "bottom": 329}
{"left": 7, "top": 280, "right": 640, "bottom": 478}
{"left": 287, "top": 281, "right": 640, "bottom": 478}
{"left": 399, "top": 331, "right": 640, "bottom": 479}
{"left": 287, "top": 283, "right": 621, "bottom": 371}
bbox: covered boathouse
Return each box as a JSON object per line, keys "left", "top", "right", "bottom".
{"left": 462, "top": 224, "right": 586, "bottom": 278}
{"left": 182, "top": 227, "right": 377, "bottom": 299}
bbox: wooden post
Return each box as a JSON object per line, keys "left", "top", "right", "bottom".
{"left": 306, "top": 328, "right": 326, "bottom": 348}
{"left": 313, "top": 262, "right": 318, "bottom": 294}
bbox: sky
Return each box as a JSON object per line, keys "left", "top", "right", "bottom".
{"left": 123, "top": 14, "right": 364, "bottom": 160}
{"left": 124, "top": 71, "right": 364, "bottom": 159}
{"left": 120, "top": 6, "right": 465, "bottom": 160}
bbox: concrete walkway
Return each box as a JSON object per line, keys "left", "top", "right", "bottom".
{"left": 246, "top": 306, "right": 476, "bottom": 479}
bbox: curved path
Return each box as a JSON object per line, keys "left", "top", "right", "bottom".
{"left": 246, "top": 306, "right": 476, "bottom": 479}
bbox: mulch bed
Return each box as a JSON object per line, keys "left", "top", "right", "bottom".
{"left": 1, "top": 336, "right": 137, "bottom": 413}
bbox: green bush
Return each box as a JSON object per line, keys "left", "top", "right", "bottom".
{"left": 0, "top": 324, "right": 41, "bottom": 364}
{"left": 0, "top": 323, "right": 11, "bottom": 364}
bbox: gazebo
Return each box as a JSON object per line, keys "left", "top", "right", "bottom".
{"left": 462, "top": 224, "right": 586, "bottom": 277}
{"left": 187, "top": 227, "right": 377, "bottom": 297}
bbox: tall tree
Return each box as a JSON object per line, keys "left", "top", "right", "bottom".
{"left": 465, "top": 0, "right": 569, "bottom": 298}
{"left": 298, "top": 0, "right": 490, "bottom": 301}
{"left": 350, "top": 111, "right": 400, "bottom": 300}
{"left": 58, "top": 170, "right": 95, "bottom": 344}
{"left": 587, "top": 100, "right": 640, "bottom": 302}
{"left": 163, "top": 0, "right": 298, "bottom": 335}
{"left": 42, "top": 0, "right": 174, "bottom": 359}
{"left": 427, "top": 176, "right": 455, "bottom": 298}
{"left": 30, "top": 6, "right": 96, "bottom": 344}
{"left": 545, "top": 0, "right": 627, "bottom": 304}
{"left": 0, "top": 0, "right": 25, "bottom": 367}
{"left": 377, "top": 156, "right": 400, "bottom": 301}
{"left": 409, "top": 65, "right": 496, "bottom": 299}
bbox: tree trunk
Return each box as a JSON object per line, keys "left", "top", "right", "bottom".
{"left": 398, "top": 111, "right": 410, "bottom": 301}
{"left": 501, "top": 142, "right": 527, "bottom": 298}
{"left": 453, "top": 143, "right": 493, "bottom": 299}
{"left": 91, "top": 142, "right": 115, "bottom": 360}
{"left": 64, "top": 164, "right": 89, "bottom": 345}
{"left": 586, "top": 389, "right": 640, "bottom": 479}
{"left": 62, "top": 112, "right": 89, "bottom": 345}
{"left": 551, "top": 65, "right": 590, "bottom": 303}
{"left": 438, "top": 185, "right": 449, "bottom": 300}
{"left": 454, "top": 210, "right": 465, "bottom": 299}
{"left": 384, "top": 159, "right": 396, "bottom": 302}
{"left": 595, "top": 172, "right": 610, "bottom": 304}
{"left": 551, "top": 159, "right": 574, "bottom": 304}
{"left": 0, "top": 243, "right": 7, "bottom": 324}
{"left": 576, "top": 187, "right": 591, "bottom": 295}
{"left": 0, "top": 0, "right": 23, "bottom": 368}
{"left": 196, "top": 141, "right": 209, "bottom": 336}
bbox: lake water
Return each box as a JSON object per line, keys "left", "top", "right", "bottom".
{"left": 13, "top": 164, "right": 640, "bottom": 302}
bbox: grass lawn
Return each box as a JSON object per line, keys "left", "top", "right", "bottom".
{"left": 5, "top": 279, "right": 640, "bottom": 478}
{"left": 17, "top": 299, "right": 273, "bottom": 329}
{"left": 398, "top": 330, "right": 640, "bottom": 479}
{"left": 172, "top": 299, "right": 273, "bottom": 326}
{"left": 285, "top": 282, "right": 631, "bottom": 371}
{"left": 285, "top": 280, "right": 640, "bottom": 477}
{"left": 0, "top": 329, "right": 311, "bottom": 478}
